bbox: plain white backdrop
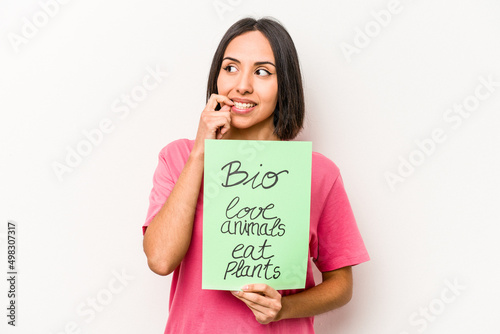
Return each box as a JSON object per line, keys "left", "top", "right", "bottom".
{"left": 1, "top": 0, "right": 499, "bottom": 333}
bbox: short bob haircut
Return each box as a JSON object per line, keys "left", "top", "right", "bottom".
{"left": 206, "top": 17, "right": 305, "bottom": 140}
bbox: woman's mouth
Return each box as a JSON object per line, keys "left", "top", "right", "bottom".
{"left": 231, "top": 101, "right": 257, "bottom": 114}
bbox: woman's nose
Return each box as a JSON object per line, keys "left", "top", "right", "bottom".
{"left": 236, "top": 72, "right": 253, "bottom": 95}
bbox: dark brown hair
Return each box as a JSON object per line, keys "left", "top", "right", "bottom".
{"left": 206, "top": 17, "right": 304, "bottom": 140}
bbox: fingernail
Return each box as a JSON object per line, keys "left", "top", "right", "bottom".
{"left": 241, "top": 285, "right": 249, "bottom": 291}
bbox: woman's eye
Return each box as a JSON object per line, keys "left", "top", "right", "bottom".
{"left": 224, "top": 65, "right": 237, "bottom": 73}
{"left": 256, "top": 69, "right": 271, "bottom": 76}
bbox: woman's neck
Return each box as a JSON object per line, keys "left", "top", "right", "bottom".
{"left": 224, "top": 127, "right": 279, "bottom": 141}
{"left": 223, "top": 116, "right": 280, "bottom": 141}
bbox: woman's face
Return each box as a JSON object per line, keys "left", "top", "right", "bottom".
{"left": 217, "top": 30, "right": 279, "bottom": 140}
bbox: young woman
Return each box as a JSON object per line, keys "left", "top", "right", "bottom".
{"left": 142, "top": 17, "right": 369, "bottom": 333}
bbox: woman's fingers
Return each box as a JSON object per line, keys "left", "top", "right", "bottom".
{"left": 216, "top": 105, "right": 232, "bottom": 139}
{"left": 242, "top": 284, "right": 281, "bottom": 299}
{"left": 200, "top": 98, "right": 231, "bottom": 138}
{"left": 231, "top": 284, "right": 282, "bottom": 324}
{"left": 200, "top": 109, "right": 230, "bottom": 137}
{"left": 192, "top": 95, "right": 233, "bottom": 155}
{"left": 205, "top": 93, "right": 234, "bottom": 112}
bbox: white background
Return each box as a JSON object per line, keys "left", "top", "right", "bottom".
{"left": 1, "top": 0, "right": 499, "bottom": 333}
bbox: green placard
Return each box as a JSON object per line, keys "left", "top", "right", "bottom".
{"left": 202, "top": 140, "right": 312, "bottom": 290}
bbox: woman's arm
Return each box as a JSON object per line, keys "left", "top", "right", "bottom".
{"left": 231, "top": 266, "right": 352, "bottom": 324}
{"left": 142, "top": 152, "right": 204, "bottom": 276}
{"left": 278, "top": 266, "right": 353, "bottom": 319}
{"left": 143, "top": 94, "right": 233, "bottom": 276}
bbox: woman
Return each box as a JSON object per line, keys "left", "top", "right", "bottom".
{"left": 143, "top": 17, "right": 369, "bottom": 333}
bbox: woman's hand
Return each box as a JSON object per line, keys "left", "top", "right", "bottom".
{"left": 192, "top": 94, "right": 234, "bottom": 156}
{"left": 231, "top": 284, "right": 282, "bottom": 324}
{"left": 230, "top": 267, "right": 353, "bottom": 324}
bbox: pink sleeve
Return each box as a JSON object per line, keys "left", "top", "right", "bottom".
{"left": 142, "top": 148, "right": 176, "bottom": 235}
{"left": 314, "top": 174, "right": 369, "bottom": 272}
